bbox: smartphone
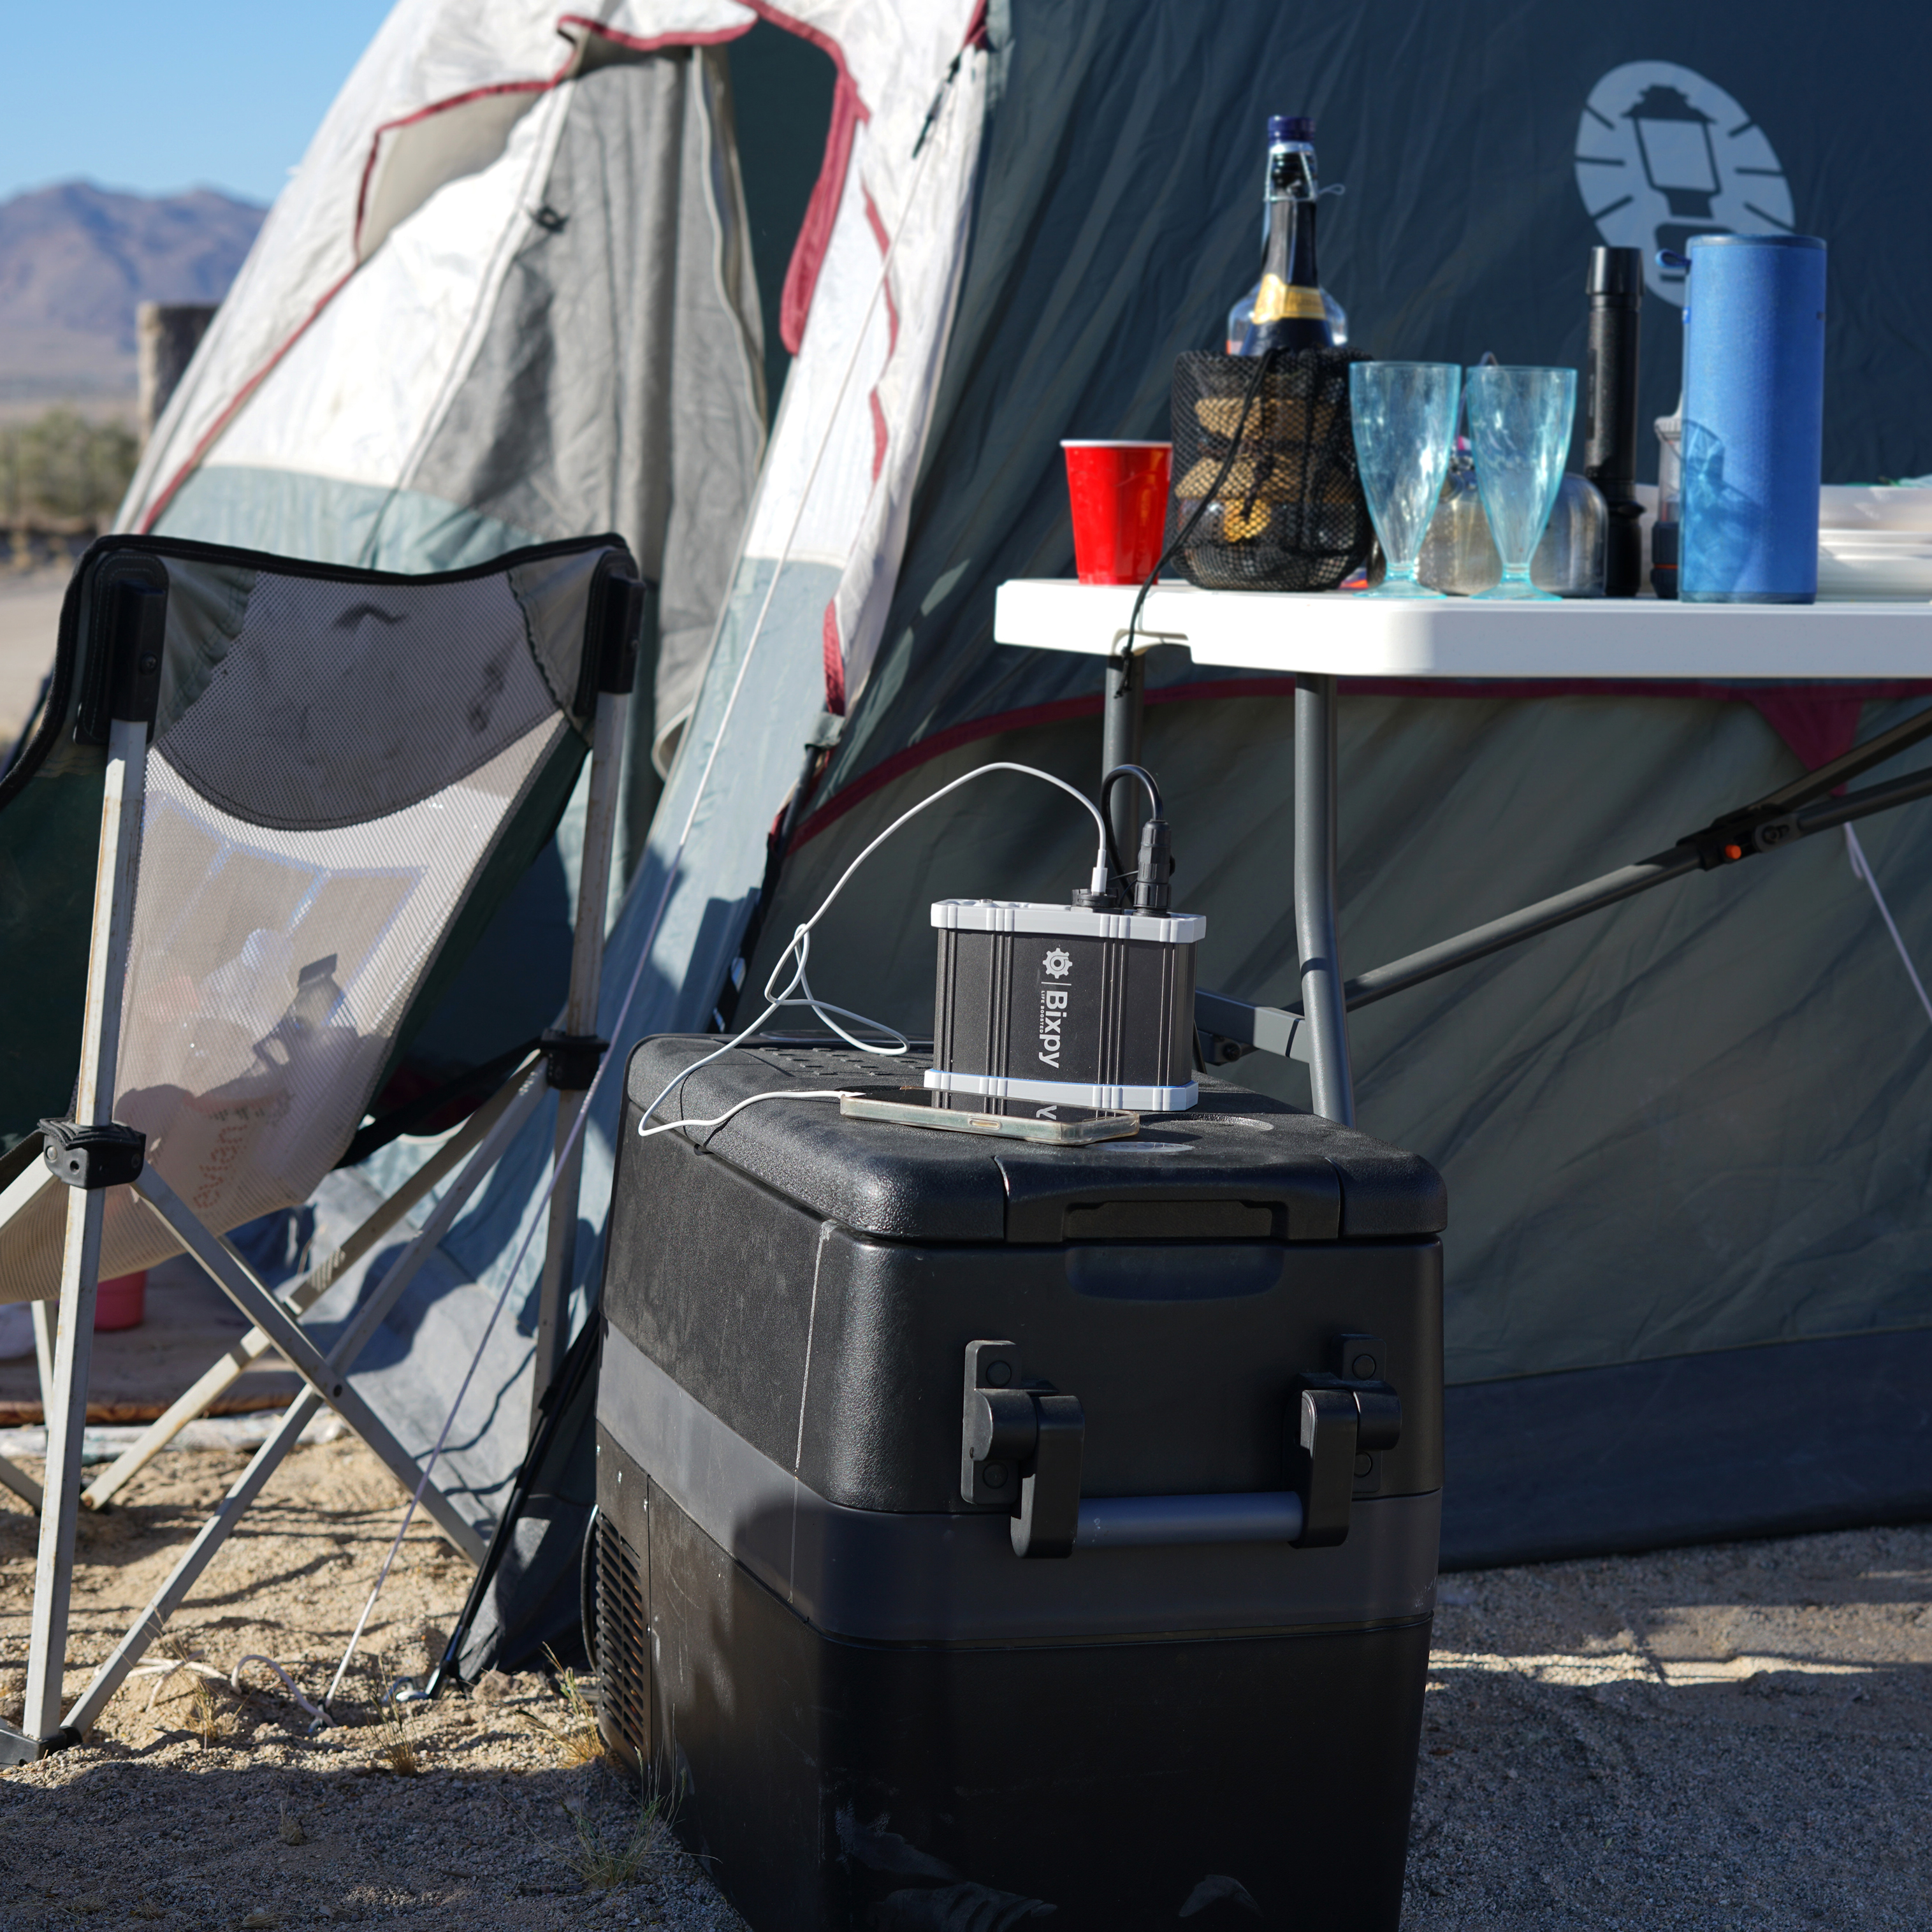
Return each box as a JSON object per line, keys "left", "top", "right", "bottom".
{"left": 839, "top": 1086, "right": 1140, "bottom": 1145}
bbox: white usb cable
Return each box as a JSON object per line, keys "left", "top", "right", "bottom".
{"left": 636, "top": 762, "right": 1110, "bottom": 1137}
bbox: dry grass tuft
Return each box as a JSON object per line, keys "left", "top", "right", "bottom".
{"left": 278, "top": 1797, "right": 307, "bottom": 1846}
{"left": 518, "top": 1648, "right": 607, "bottom": 1768}
{"left": 375, "top": 1701, "right": 421, "bottom": 1776}
{"left": 566, "top": 1771, "right": 670, "bottom": 1892}
{"left": 150, "top": 1631, "right": 227, "bottom": 1748}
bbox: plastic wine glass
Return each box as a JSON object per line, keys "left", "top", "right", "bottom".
{"left": 1464, "top": 364, "right": 1578, "bottom": 600}
{"left": 1348, "top": 363, "right": 1462, "bottom": 598}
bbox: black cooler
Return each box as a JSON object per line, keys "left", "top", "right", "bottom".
{"left": 596, "top": 1035, "right": 1447, "bottom": 1932}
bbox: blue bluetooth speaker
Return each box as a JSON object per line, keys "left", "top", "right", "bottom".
{"left": 1680, "top": 232, "right": 1826, "bottom": 604}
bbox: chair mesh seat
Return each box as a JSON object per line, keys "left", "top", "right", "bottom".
{"left": 0, "top": 535, "right": 630, "bottom": 1304}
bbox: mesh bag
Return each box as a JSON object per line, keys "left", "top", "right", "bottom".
{"left": 1165, "top": 347, "right": 1376, "bottom": 592}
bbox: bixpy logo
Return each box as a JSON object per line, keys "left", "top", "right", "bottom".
{"left": 1038, "top": 948, "right": 1072, "bottom": 1068}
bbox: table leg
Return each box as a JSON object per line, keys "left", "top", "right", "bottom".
{"left": 1101, "top": 647, "right": 1145, "bottom": 864}
{"left": 1295, "top": 673, "right": 1355, "bottom": 1126}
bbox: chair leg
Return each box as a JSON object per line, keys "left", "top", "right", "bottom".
{"left": 0, "top": 1296, "right": 61, "bottom": 1514}
{"left": 22, "top": 709, "right": 148, "bottom": 1751}
{"left": 0, "top": 1447, "right": 42, "bottom": 1511}
{"left": 528, "top": 687, "right": 627, "bottom": 1437}
{"left": 31, "top": 1299, "right": 54, "bottom": 1411}
{"left": 57, "top": 1390, "right": 324, "bottom": 1741}
{"left": 0, "top": 1179, "right": 59, "bottom": 1510}
{"left": 82, "top": 1059, "right": 538, "bottom": 1513}
{"left": 125, "top": 1063, "right": 550, "bottom": 1570}
{"left": 53, "top": 1067, "right": 551, "bottom": 1742}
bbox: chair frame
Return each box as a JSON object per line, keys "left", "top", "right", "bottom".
{"left": 0, "top": 560, "right": 639, "bottom": 1762}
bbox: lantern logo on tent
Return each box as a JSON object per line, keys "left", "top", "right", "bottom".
{"left": 1574, "top": 62, "right": 1794, "bottom": 306}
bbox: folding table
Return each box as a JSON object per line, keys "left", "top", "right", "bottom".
{"left": 992, "top": 583, "right": 1932, "bottom": 1124}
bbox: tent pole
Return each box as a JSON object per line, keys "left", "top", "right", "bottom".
{"left": 1345, "top": 743, "right": 1932, "bottom": 1015}
{"left": 530, "top": 689, "right": 627, "bottom": 1441}
{"left": 20, "top": 705, "right": 149, "bottom": 1753}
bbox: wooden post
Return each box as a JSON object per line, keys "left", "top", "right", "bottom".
{"left": 136, "top": 304, "right": 218, "bottom": 449}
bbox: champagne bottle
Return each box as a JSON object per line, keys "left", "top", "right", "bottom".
{"left": 1226, "top": 117, "right": 1348, "bottom": 351}
{"left": 1235, "top": 116, "right": 1335, "bottom": 357}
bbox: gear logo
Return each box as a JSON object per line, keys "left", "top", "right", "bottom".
{"left": 1042, "top": 948, "right": 1073, "bottom": 979}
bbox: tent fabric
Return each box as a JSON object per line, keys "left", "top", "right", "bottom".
{"left": 413, "top": 0, "right": 991, "bottom": 1666}
{"left": 405, "top": 0, "right": 1932, "bottom": 1630}
{"left": 94, "top": 0, "right": 1932, "bottom": 1666}
{"left": 409, "top": 0, "right": 991, "bottom": 1469}
{"left": 121, "top": 3, "right": 768, "bottom": 857}
{"left": 1443, "top": 1325, "right": 1932, "bottom": 1569}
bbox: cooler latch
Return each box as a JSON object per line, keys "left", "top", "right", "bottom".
{"left": 961, "top": 1339, "right": 1086, "bottom": 1559}
{"left": 1288, "top": 1339, "right": 1403, "bottom": 1548}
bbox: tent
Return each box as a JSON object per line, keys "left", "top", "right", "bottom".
{"left": 120, "top": 0, "right": 1932, "bottom": 1667}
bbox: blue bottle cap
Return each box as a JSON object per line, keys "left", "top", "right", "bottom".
{"left": 1268, "top": 115, "right": 1314, "bottom": 143}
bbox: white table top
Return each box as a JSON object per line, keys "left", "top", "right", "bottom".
{"left": 993, "top": 579, "right": 1932, "bottom": 681}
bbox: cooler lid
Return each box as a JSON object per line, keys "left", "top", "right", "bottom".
{"left": 624, "top": 1036, "right": 1446, "bottom": 1246}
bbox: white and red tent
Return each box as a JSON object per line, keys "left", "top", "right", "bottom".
{"left": 122, "top": 0, "right": 1932, "bottom": 1656}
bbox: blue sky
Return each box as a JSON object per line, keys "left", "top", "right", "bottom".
{"left": 1, "top": 1, "right": 398, "bottom": 206}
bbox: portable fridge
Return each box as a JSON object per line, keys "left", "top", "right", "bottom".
{"left": 595, "top": 1034, "right": 1447, "bottom": 1932}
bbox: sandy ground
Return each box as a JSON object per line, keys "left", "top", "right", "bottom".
{"left": 0, "top": 565, "right": 67, "bottom": 747}
{"left": 1, "top": 1438, "right": 1928, "bottom": 1929}
{"left": 1403, "top": 1530, "right": 1932, "bottom": 1929}
{"left": 0, "top": 1254, "right": 302, "bottom": 1425}
{"left": 0, "top": 1437, "right": 747, "bottom": 1931}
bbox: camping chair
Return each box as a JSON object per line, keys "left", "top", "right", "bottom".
{"left": 0, "top": 532, "right": 649, "bottom": 1762}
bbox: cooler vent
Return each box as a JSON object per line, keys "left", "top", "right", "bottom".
{"left": 597, "top": 1511, "right": 650, "bottom": 1769}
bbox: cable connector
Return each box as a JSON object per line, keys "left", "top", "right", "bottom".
{"left": 1071, "top": 860, "right": 1122, "bottom": 912}
{"left": 1133, "top": 815, "right": 1173, "bottom": 914}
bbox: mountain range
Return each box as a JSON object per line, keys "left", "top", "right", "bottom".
{"left": 0, "top": 181, "right": 265, "bottom": 400}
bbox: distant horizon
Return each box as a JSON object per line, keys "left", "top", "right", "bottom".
{"left": 3, "top": 178, "right": 268, "bottom": 212}
{"left": 0, "top": 1, "right": 393, "bottom": 207}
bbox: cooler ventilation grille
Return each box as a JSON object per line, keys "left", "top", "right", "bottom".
{"left": 597, "top": 1511, "right": 650, "bottom": 1769}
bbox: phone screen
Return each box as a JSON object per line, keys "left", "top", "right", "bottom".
{"left": 838, "top": 1086, "right": 1140, "bottom": 1144}
{"left": 844, "top": 1087, "right": 1121, "bottom": 1126}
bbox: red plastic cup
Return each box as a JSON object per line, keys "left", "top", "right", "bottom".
{"left": 1063, "top": 440, "right": 1172, "bottom": 585}
{"left": 94, "top": 1269, "right": 147, "bottom": 1332}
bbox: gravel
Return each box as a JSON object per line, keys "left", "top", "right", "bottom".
{"left": 1402, "top": 1526, "right": 1932, "bottom": 1929}
{"left": 3, "top": 1439, "right": 1927, "bottom": 1928}
{"left": 0, "top": 1435, "right": 747, "bottom": 1931}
